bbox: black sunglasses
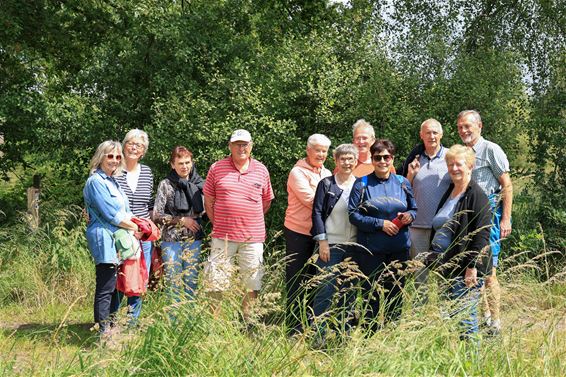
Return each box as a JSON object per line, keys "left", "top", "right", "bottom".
{"left": 372, "top": 154, "right": 393, "bottom": 162}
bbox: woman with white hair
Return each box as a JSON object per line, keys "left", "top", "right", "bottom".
{"left": 311, "top": 144, "right": 359, "bottom": 338}
{"left": 83, "top": 140, "right": 140, "bottom": 341}
{"left": 284, "top": 133, "right": 332, "bottom": 333}
{"left": 111, "top": 129, "right": 155, "bottom": 324}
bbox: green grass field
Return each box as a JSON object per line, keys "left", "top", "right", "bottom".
{"left": 1, "top": 212, "right": 565, "bottom": 376}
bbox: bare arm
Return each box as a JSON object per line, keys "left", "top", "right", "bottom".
{"left": 204, "top": 194, "right": 215, "bottom": 224}
{"left": 498, "top": 172, "right": 513, "bottom": 238}
{"left": 262, "top": 199, "right": 272, "bottom": 214}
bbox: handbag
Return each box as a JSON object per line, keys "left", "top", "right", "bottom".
{"left": 113, "top": 228, "right": 141, "bottom": 260}
{"left": 116, "top": 251, "right": 149, "bottom": 297}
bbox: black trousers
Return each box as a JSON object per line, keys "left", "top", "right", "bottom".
{"left": 352, "top": 248, "right": 410, "bottom": 333}
{"left": 94, "top": 263, "right": 119, "bottom": 332}
{"left": 284, "top": 226, "right": 316, "bottom": 332}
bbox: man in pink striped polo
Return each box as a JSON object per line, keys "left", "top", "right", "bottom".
{"left": 203, "top": 129, "right": 274, "bottom": 319}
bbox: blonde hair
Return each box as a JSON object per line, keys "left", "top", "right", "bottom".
{"left": 88, "top": 140, "right": 124, "bottom": 176}
{"left": 445, "top": 144, "right": 475, "bottom": 168}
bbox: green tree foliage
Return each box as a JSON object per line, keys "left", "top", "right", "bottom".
{"left": 0, "top": 0, "right": 564, "bottom": 248}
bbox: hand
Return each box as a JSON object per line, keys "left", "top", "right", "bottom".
{"left": 397, "top": 212, "right": 413, "bottom": 225}
{"left": 464, "top": 267, "right": 478, "bottom": 288}
{"left": 182, "top": 217, "right": 202, "bottom": 233}
{"left": 407, "top": 155, "right": 420, "bottom": 177}
{"left": 382, "top": 220, "right": 399, "bottom": 236}
{"left": 500, "top": 217, "right": 512, "bottom": 238}
{"left": 133, "top": 230, "right": 144, "bottom": 240}
{"left": 318, "top": 241, "right": 330, "bottom": 263}
{"left": 82, "top": 208, "right": 90, "bottom": 224}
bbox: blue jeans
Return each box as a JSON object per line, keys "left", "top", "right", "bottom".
{"left": 313, "top": 246, "right": 347, "bottom": 317}
{"left": 110, "top": 241, "right": 152, "bottom": 323}
{"left": 448, "top": 277, "right": 483, "bottom": 336}
{"left": 161, "top": 240, "right": 201, "bottom": 302}
{"left": 488, "top": 194, "right": 504, "bottom": 267}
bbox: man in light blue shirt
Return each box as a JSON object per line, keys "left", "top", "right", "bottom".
{"left": 405, "top": 119, "right": 451, "bottom": 293}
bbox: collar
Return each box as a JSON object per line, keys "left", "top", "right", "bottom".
{"left": 423, "top": 145, "right": 445, "bottom": 160}
{"left": 229, "top": 156, "right": 253, "bottom": 173}
{"left": 471, "top": 136, "right": 486, "bottom": 152}
{"left": 373, "top": 172, "right": 392, "bottom": 183}
{"left": 96, "top": 168, "right": 113, "bottom": 180}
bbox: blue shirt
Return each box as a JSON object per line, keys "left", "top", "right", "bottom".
{"left": 430, "top": 194, "right": 462, "bottom": 253}
{"left": 410, "top": 146, "right": 451, "bottom": 228}
{"left": 348, "top": 173, "right": 417, "bottom": 254}
{"left": 84, "top": 169, "right": 132, "bottom": 264}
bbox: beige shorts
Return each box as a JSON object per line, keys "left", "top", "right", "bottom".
{"left": 204, "top": 238, "right": 264, "bottom": 292}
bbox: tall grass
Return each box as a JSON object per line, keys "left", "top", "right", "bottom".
{"left": 0, "top": 213, "right": 565, "bottom": 376}
{"left": 0, "top": 207, "right": 93, "bottom": 309}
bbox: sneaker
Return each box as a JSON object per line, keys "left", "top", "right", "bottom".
{"left": 486, "top": 319, "right": 501, "bottom": 337}
{"left": 480, "top": 315, "right": 492, "bottom": 329}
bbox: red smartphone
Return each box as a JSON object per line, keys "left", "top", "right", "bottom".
{"left": 391, "top": 214, "right": 405, "bottom": 229}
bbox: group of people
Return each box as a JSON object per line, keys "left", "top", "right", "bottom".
{"left": 83, "top": 109, "right": 512, "bottom": 344}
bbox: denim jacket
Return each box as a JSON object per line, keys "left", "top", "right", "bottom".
{"left": 84, "top": 169, "right": 132, "bottom": 264}
{"left": 311, "top": 176, "right": 344, "bottom": 241}
{"left": 348, "top": 173, "right": 417, "bottom": 254}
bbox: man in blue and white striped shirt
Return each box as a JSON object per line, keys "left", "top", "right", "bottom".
{"left": 457, "top": 110, "right": 513, "bottom": 335}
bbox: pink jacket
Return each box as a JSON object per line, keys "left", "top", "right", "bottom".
{"left": 284, "top": 158, "right": 331, "bottom": 235}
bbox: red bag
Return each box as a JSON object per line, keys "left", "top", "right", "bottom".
{"left": 148, "top": 245, "right": 164, "bottom": 291}
{"left": 117, "top": 251, "right": 149, "bottom": 297}
{"left": 131, "top": 217, "right": 161, "bottom": 241}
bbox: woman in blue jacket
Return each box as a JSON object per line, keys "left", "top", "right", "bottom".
{"left": 84, "top": 140, "right": 141, "bottom": 341}
{"left": 348, "top": 139, "right": 417, "bottom": 332}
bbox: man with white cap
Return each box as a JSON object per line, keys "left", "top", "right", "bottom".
{"left": 203, "top": 129, "right": 275, "bottom": 320}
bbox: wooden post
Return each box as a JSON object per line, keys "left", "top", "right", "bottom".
{"left": 27, "top": 175, "right": 41, "bottom": 229}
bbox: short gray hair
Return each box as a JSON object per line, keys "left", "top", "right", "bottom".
{"left": 89, "top": 140, "right": 123, "bottom": 176}
{"left": 420, "top": 118, "right": 443, "bottom": 133}
{"left": 307, "top": 133, "right": 331, "bottom": 148}
{"left": 352, "top": 119, "right": 375, "bottom": 138}
{"left": 457, "top": 110, "right": 482, "bottom": 126}
{"left": 334, "top": 143, "right": 358, "bottom": 160}
{"left": 123, "top": 128, "right": 149, "bottom": 151}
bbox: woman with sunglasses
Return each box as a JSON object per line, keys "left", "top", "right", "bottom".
{"left": 348, "top": 139, "right": 417, "bottom": 333}
{"left": 84, "top": 140, "right": 140, "bottom": 343}
{"left": 110, "top": 129, "right": 154, "bottom": 326}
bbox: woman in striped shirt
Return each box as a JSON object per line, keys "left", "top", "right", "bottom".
{"left": 112, "top": 129, "right": 155, "bottom": 324}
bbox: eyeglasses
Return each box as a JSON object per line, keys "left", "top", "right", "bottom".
{"left": 372, "top": 154, "right": 393, "bottom": 162}
{"left": 338, "top": 156, "right": 355, "bottom": 164}
{"left": 126, "top": 141, "right": 144, "bottom": 149}
{"left": 233, "top": 142, "right": 250, "bottom": 149}
{"left": 106, "top": 153, "right": 122, "bottom": 161}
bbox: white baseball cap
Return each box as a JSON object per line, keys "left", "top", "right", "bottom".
{"left": 230, "top": 129, "right": 252, "bottom": 143}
